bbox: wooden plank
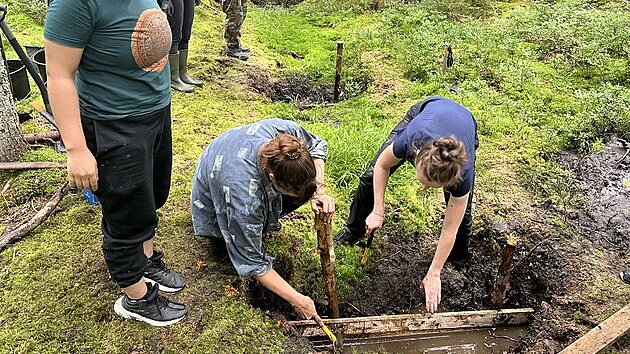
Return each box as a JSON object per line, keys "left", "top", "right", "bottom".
{"left": 559, "top": 303, "right": 630, "bottom": 354}
{"left": 288, "top": 308, "right": 534, "bottom": 339}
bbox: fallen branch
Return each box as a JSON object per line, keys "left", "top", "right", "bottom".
{"left": 23, "top": 131, "right": 61, "bottom": 144}
{"left": 0, "top": 182, "right": 70, "bottom": 253}
{"left": 0, "top": 162, "right": 67, "bottom": 171}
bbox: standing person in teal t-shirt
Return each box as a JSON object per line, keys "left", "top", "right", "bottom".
{"left": 45, "top": 0, "right": 187, "bottom": 326}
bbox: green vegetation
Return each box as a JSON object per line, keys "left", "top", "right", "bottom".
{"left": 1, "top": 0, "right": 630, "bottom": 352}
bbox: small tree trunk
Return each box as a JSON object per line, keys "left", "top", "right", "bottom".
{"left": 0, "top": 59, "right": 28, "bottom": 162}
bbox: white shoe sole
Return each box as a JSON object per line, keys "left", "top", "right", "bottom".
{"left": 114, "top": 297, "right": 184, "bottom": 327}
{"left": 143, "top": 277, "right": 184, "bottom": 293}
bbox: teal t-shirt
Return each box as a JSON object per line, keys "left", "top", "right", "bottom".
{"left": 44, "top": 0, "right": 172, "bottom": 120}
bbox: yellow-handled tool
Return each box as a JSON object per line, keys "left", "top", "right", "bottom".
{"left": 314, "top": 317, "right": 337, "bottom": 344}
{"left": 360, "top": 231, "right": 375, "bottom": 266}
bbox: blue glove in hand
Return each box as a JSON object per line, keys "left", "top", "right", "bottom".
{"left": 161, "top": 0, "right": 174, "bottom": 17}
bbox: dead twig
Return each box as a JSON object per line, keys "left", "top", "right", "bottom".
{"left": 514, "top": 237, "right": 560, "bottom": 268}
{"left": 613, "top": 148, "right": 629, "bottom": 168}
{"left": 487, "top": 329, "right": 519, "bottom": 343}
{"left": 344, "top": 301, "right": 365, "bottom": 316}
{"left": 0, "top": 162, "right": 67, "bottom": 171}
{"left": 1, "top": 179, "right": 11, "bottom": 195}
{"left": 0, "top": 182, "right": 70, "bottom": 253}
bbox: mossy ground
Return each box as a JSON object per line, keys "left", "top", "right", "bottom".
{"left": 1, "top": 0, "right": 630, "bottom": 353}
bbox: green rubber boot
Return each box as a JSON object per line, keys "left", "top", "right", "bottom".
{"left": 169, "top": 53, "right": 194, "bottom": 93}
{"left": 178, "top": 49, "right": 203, "bottom": 87}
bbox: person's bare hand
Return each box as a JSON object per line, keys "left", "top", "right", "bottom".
{"left": 292, "top": 294, "right": 320, "bottom": 320}
{"left": 422, "top": 272, "right": 441, "bottom": 313}
{"left": 67, "top": 148, "right": 98, "bottom": 191}
{"left": 311, "top": 193, "right": 335, "bottom": 223}
{"left": 365, "top": 211, "right": 384, "bottom": 236}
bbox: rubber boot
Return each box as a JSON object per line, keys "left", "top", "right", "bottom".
{"left": 169, "top": 54, "right": 194, "bottom": 93}
{"left": 225, "top": 44, "right": 249, "bottom": 61}
{"left": 178, "top": 49, "right": 203, "bottom": 87}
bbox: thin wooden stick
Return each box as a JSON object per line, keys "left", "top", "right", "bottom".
{"left": 23, "top": 131, "right": 60, "bottom": 144}
{"left": 0, "top": 161, "right": 66, "bottom": 171}
{"left": 0, "top": 182, "right": 70, "bottom": 253}
{"left": 333, "top": 41, "right": 344, "bottom": 103}
{"left": 315, "top": 210, "right": 340, "bottom": 318}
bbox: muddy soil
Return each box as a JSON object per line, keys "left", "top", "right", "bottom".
{"left": 246, "top": 70, "right": 368, "bottom": 108}
{"left": 558, "top": 136, "right": 630, "bottom": 255}
{"left": 244, "top": 137, "right": 629, "bottom": 353}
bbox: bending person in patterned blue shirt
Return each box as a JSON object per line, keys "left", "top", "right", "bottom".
{"left": 191, "top": 118, "right": 335, "bottom": 320}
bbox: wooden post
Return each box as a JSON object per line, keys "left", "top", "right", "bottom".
{"left": 315, "top": 212, "right": 340, "bottom": 318}
{"left": 559, "top": 303, "right": 630, "bottom": 354}
{"left": 333, "top": 41, "right": 344, "bottom": 103}
{"left": 490, "top": 234, "right": 519, "bottom": 309}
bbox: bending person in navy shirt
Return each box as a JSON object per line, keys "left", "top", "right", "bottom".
{"left": 335, "top": 96, "right": 478, "bottom": 313}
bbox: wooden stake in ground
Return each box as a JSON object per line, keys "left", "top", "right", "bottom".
{"left": 314, "top": 211, "right": 340, "bottom": 318}
{"left": 559, "top": 303, "right": 630, "bottom": 354}
{"left": 490, "top": 234, "right": 519, "bottom": 309}
{"left": 0, "top": 161, "right": 66, "bottom": 171}
{"left": 0, "top": 182, "right": 70, "bottom": 253}
{"left": 333, "top": 41, "right": 344, "bottom": 103}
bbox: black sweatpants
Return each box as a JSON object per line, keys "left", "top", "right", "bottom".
{"left": 344, "top": 101, "right": 476, "bottom": 261}
{"left": 169, "top": 0, "right": 196, "bottom": 54}
{"left": 82, "top": 104, "right": 172, "bottom": 288}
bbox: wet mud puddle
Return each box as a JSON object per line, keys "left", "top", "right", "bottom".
{"left": 314, "top": 327, "right": 526, "bottom": 353}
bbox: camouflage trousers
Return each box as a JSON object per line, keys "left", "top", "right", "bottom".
{"left": 222, "top": 0, "right": 248, "bottom": 46}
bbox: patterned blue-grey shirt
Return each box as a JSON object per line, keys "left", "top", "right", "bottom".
{"left": 191, "top": 119, "right": 327, "bottom": 277}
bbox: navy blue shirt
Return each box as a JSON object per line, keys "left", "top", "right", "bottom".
{"left": 392, "top": 97, "right": 477, "bottom": 197}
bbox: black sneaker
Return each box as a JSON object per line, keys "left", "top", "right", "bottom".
{"left": 333, "top": 227, "right": 362, "bottom": 246}
{"left": 114, "top": 283, "right": 186, "bottom": 326}
{"left": 144, "top": 250, "right": 185, "bottom": 293}
{"left": 620, "top": 270, "right": 630, "bottom": 284}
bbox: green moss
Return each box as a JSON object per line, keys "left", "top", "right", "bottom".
{"left": 2, "top": 0, "right": 630, "bottom": 352}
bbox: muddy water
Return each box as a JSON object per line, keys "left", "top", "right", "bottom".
{"left": 314, "top": 327, "right": 526, "bottom": 353}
